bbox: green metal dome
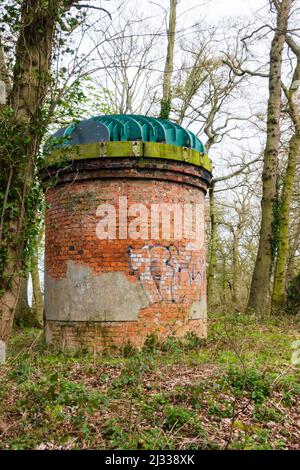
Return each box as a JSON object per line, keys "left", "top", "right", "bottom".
{"left": 51, "top": 114, "right": 206, "bottom": 154}
{"left": 45, "top": 114, "right": 212, "bottom": 173}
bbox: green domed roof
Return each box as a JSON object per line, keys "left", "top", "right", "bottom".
{"left": 51, "top": 114, "right": 206, "bottom": 154}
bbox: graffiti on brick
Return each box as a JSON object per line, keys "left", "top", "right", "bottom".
{"left": 128, "top": 244, "right": 205, "bottom": 304}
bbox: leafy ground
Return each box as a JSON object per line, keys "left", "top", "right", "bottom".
{"left": 0, "top": 312, "right": 300, "bottom": 450}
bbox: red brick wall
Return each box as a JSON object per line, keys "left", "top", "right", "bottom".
{"left": 44, "top": 159, "right": 208, "bottom": 352}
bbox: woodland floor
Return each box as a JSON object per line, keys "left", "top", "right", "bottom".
{"left": 0, "top": 312, "right": 300, "bottom": 450}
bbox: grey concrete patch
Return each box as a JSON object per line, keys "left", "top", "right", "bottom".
{"left": 45, "top": 261, "right": 150, "bottom": 322}
{"left": 189, "top": 298, "right": 207, "bottom": 320}
{"left": 0, "top": 340, "right": 6, "bottom": 364}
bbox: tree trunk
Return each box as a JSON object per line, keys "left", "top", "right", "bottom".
{"left": 222, "top": 253, "right": 227, "bottom": 305}
{"left": 14, "top": 277, "right": 31, "bottom": 324}
{"left": 31, "top": 249, "right": 44, "bottom": 325}
{"left": 272, "top": 33, "right": 300, "bottom": 312}
{"left": 232, "top": 230, "right": 240, "bottom": 305}
{"left": 287, "top": 218, "right": 300, "bottom": 282}
{"left": 0, "top": 1, "right": 70, "bottom": 343}
{"left": 159, "top": 0, "right": 177, "bottom": 120}
{"left": 207, "top": 181, "right": 218, "bottom": 305}
{"left": 272, "top": 132, "right": 300, "bottom": 311}
{"left": 247, "top": 0, "right": 292, "bottom": 315}
{"left": 0, "top": 277, "right": 21, "bottom": 341}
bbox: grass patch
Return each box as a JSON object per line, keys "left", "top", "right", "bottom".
{"left": 0, "top": 312, "right": 299, "bottom": 450}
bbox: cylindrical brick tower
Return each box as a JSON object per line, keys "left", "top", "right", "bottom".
{"left": 41, "top": 115, "right": 212, "bottom": 352}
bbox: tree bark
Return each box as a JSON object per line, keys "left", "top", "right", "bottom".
{"left": 272, "top": 34, "right": 300, "bottom": 312}
{"left": 232, "top": 228, "right": 241, "bottom": 305}
{"left": 287, "top": 218, "right": 300, "bottom": 281}
{"left": 0, "top": 1, "right": 74, "bottom": 342}
{"left": 272, "top": 133, "right": 300, "bottom": 310}
{"left": 159, "top": 0, "right": 177, "bottom": 120}
{"left": 247, "top": 0, "right": 292, "bottom": 315}
{"left": 14, "top": 277, "right": 32, "bottom": 325}
{"left": 222, "top": 253, "right": 227, "bottom": 305}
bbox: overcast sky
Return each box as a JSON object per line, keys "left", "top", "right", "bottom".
{"left": 204, "top": 0, "right": 267, "bottom": 19}
{"left": 141, "top": 0, "right": 269, "bottom": 24}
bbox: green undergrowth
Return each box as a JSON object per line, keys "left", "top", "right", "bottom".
{"left": 0, "top": 312, "right": 299, "bottom": 450}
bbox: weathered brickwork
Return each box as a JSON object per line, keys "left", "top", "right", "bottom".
{"left": 43, "top": 158, "right": 209, "bottom": 352}
{"left": 45, "top": 317, "right": 207, "bottom": 353}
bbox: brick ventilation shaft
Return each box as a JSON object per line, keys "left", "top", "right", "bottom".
{"left": 40, "top": 115, "right": 212, "bottom": 352}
